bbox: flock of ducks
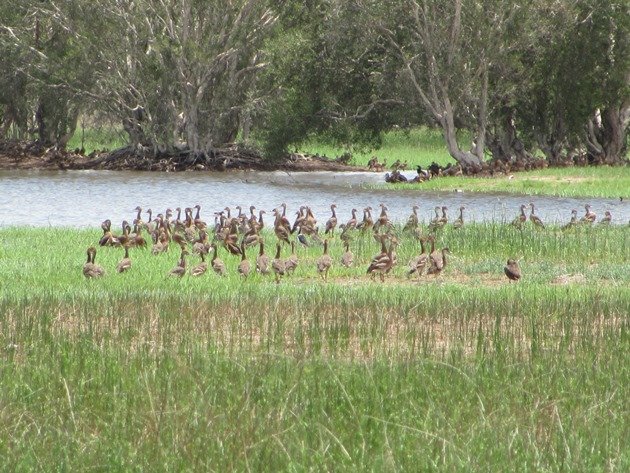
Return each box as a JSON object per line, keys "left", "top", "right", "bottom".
{"left": 83, "top": 202, "right": 618, "bottom": 283}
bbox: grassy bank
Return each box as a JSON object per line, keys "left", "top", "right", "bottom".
{"left": 0, "top": 224, "right": 628, "bottom": 469}
{"left": 376, "top": 165, "right": 630, "bottom": 199}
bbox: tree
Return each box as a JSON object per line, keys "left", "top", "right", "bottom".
{"left": 89, "top": 0, "right": 279, "bottom": 154}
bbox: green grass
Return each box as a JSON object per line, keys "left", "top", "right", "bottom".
{"left": 378, "top": 165, "right": 630, "bottom": 199}
{"left": 67, "top": 125, "right": 127, "bottom": 153}
{"left": 0, "top": 224, "right": 628, "bottom": 470}
{"left": 301, "top": 127, "right": 458, "bottom": 168}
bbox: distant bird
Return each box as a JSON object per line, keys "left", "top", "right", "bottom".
{"left": 427, "top": 237, "right": 450, "bottom": 276}
{"left": 561, "top": 209, "right": 578, "bottom": 231}
{"left": 407, "top": 237, "right": 429, "bottom": 278}
{"left": 169, "top": 249, "right": 188, "bottom": 278}
{"left": 190, "top": 252, "right": 208, "bottom": 277}
{"left": 272, "top": 244, "right": 286, "bottom": 283}
{"left": 529, "top": 203, "right": 545, "bottom": 229}
{"left": 403, "top": 205, "right": 420, "bottom": 233}
{"left": 256, "top": 241, "right": 270, "bottom": 275}
{"left": 504, "top": 259, "right": 521, "bottom": 282}
{"left": 580, "top": 204, "right": 596, "bottom": 224}
{"left": 341, "top": 241, "right": 354, "bottom": 268}
{"left": 285, "top": 241, "right": 299, "bottom": 274}
{"left": 83, "top": 246, "right": 105, "bottom": 279}
{"left": 511, "top": 204, "right": 527, "bottom": 229}
{"left": 238, "top": 242, "right": 251, "bottom": 278}
{"left": 116, "top": 245, "right": 132, "bottom": 273}
{"left": 316, "top": 239, "right": 333, "bottom": 280}
{"left": 324, "top": 204, "right": 338, "bottom": 235}
{"left": 453, "top": 206, "right": 465, "bottom": 229}
{"left": 367, "top": 237, "right": 397, "bottom": 282}
{"left": 211, "top": 245, "right": 226, "bottom": 276}
{"left": 599, "top": 211, "right": 612, "bottom": 225}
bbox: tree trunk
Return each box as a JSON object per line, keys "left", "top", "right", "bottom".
{"left": 440, "top": 97, "right": 484, "bottom": 170}
{"left": 586, "top": 102, "right": 630, "bottom": 164}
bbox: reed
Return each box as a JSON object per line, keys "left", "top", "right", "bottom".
{"left": 0, "top": 225, "right": 628, "bottom": 470}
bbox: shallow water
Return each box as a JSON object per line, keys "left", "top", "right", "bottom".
{"left": 1, "top": 169, "right": 628, "bottom": 227}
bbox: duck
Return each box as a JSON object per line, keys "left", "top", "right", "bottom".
{"left": 427, "top": 237, "right": 450, "bottom": 275}
{"left": 256, "top": 241, "right": 270, "bottom": 275}
{"left": 193, "top": 204, "right": 207, "bottom": 230}
{"left": 453, "top": 206, "right": 465, "bottom": 229}
{"left": 599, "top": 211, "right": 612, "bottom": 225}
{"left": 190, "top": 252, "right": 208, "bottom": 277}
{"left": 580, "top": 204, "right": 596, "bottom": 224}
{"left": 403, "top": 205, "right": 420, "bottom": 232}
{"left": 99, "top": 219, "right": 117, "bottom": 247}
{"left": 407, "top": 237, "right": 429, "bottom": 278}
{"left": 316, "top": 239, "right": 333, "bottom": 280}
{"left": 367, "top": 237, "right": 396, "bottom": 282}
{"left": 285, "top": 241, "right": 299, "bottom": 274}
{"left": 272, "top": 243, "right": 286, "bottom": 283}
{"left": 561, "top": 209, "right": 578, "bottom": 230}
{"left": 428, "top": 206, "right": 441, "bottom": 231}
{"left": 504, "top": 258, "right": 521, "bottom": 282}
{"left": 324, "top": 204, "right": 338, "bottom": 235}
{"left": 211, "top": 245, "right": 226, "bottom": 276}
{"left": 341, "top": 241, "right": 354, "bottom": 268}
{"left": 116, "top": 245, "right": 132, "bottom": 273}
{"left": 511, "top": 204, "right": 527, "bottom": 229}
{"left": 357, "top": 207, "right": 374, "bottom": 233}
{"left": 238, "top": 242, "right": 251, "bottom": 278}
{"left": 169, "top": 248, "right": 188, "bottom": 277}
{"left": 345, "top": 208, "right": 358, "bottom": 230}
{"left": 273, "top": 209, "right": 291, "bottom": 245}
{"left": 83, "top": 246, "right": 105, "bottom": 278}
{"left": 529, "top": 203, "right": 545, "bottom": 229}
{"left": 373, "top": 203, "right": 390, "bottom": 232}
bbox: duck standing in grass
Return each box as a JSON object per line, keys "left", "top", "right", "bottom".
{"left": 272, "top": 244, "right": 286, "bottom": 283}
{"left": 341, "top": 241, "right": 354, "bottom": 268}
{"left": 285, "top": 241, "right": 299, "bottom": 275}
{"left": 316, "top": 239, "right": 333, "bottom": 281}
{"left": 528, "top": 203, "right": 545, "bottom": 229}
{"left": 169, "top": 249, "right": 188, "bottom": 278}
{"left": 581, "top": 204, "right": 596, "bottom": 224}
{"left": 211, "top": 245, "right": 226, "bottom": 276}
{"left": 116, "top": 245, "right": 132, "bottom": 273}
{"left": 504, "top": 259, "right": 521, "bottom": 282}
{"left": 190, "top": 252, "right": 208, "bottom": 277}
{"left": 238, "top": 242, "right": 251, "bottom": 278}
{"left": 83, "top": 246, "right": 105, "bottom": 279}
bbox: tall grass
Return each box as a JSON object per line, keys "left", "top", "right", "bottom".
{"left": 0, "top": 225, "right": 628, "bottom": 470}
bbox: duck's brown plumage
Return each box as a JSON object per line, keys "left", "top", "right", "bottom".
{"left": 316, "top": 239, "right": 333, "bottom": 280}
{"left": 504, "top": 259, "right": 521, "bottom": 282}
{"left": 83, "top": 247, "right": 105, "bottom": 278}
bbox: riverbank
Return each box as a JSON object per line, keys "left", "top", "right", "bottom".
{"left": 0, "top": 139, "right": 365, "bottom": 172}
{"left": 0, "top": 225, "right": 628, "bottom": 470}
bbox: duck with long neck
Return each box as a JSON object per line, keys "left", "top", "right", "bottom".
{"left": 83, "top": 246, "right": 105, "bottom": 278}
{"left": 272, "top": 244, "right": 286, "bottom": 283}
{"left": 316, "top": 239, "right": 332, "bottom": 280}
{"left": 453, "top": 206, "right": 465, "bottom": 229}
{"left": 117, "top": 245, "right": 132, "bottom": 273}
{"left": 238, "top": 241, "right": 251, "bottom": 278}
{"left": 325, "top": 204, "right": 338, "bottom": 235}
{"left": 256, "top": 240, "right": 270, "bottom": 275}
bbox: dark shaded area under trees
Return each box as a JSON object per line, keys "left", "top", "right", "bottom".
{"left": 0, "top": 0, "right": 628, "bottom": 173}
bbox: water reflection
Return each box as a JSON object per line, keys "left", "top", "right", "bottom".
{"left": 1, "top": 170, "right": 627, "bottom": 227}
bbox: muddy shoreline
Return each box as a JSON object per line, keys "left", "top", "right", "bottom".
{"left": 0, "top": 140, "right": 365, "bottom": 173}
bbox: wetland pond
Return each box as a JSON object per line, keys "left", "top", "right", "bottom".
{"left": 1, "top": 169, "right": 628, "bottom": 227}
